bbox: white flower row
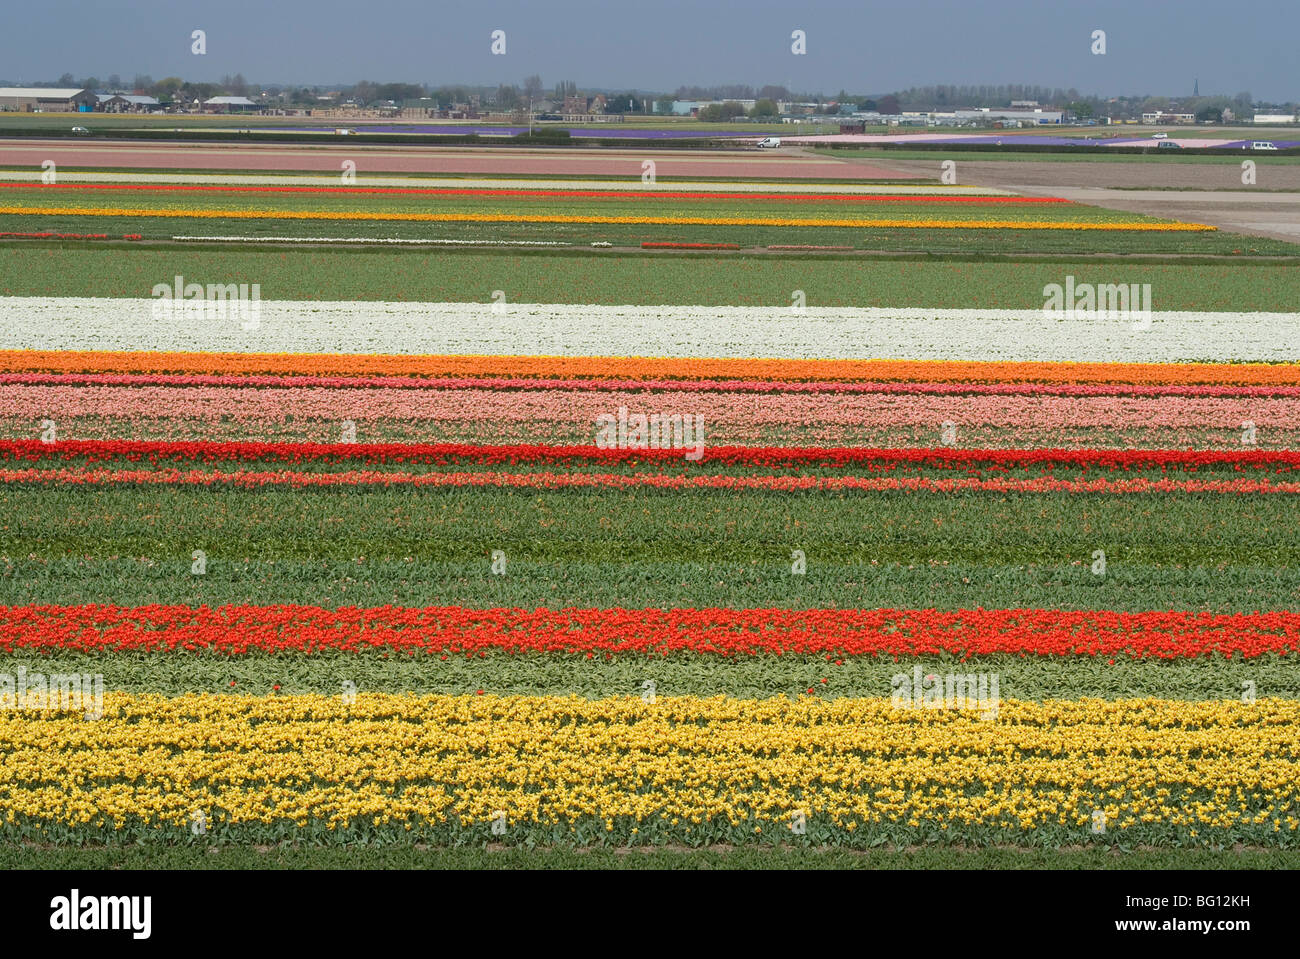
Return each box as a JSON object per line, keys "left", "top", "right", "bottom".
{"left": 1, "top": 297, "right": 1295, "bottom": 363}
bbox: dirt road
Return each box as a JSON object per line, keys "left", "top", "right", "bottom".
{"left": 843, "top": 154, "right": 1300, "bottom": 243}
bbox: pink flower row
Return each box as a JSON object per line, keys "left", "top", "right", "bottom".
{"left": 3, "top": 373, "right": 1295, "bottom": 399}
{"left": 8, "top": 384, "right": 1300, "bottom": 430}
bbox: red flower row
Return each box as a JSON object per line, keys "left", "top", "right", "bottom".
{"left": 1, "top": 604, "right": 1295, "bottom": 658}
{"left": 5, "top": 440, "right": 1300, "bottom": 472}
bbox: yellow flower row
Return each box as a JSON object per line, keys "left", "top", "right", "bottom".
{"left": 0, "top": 205, "right": 1217, "bottom": 231}
{"left": 0, "top": 694, "right": 1294, "bottom": 834}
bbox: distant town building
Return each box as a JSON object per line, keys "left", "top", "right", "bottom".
{"left": 201, "top": 96, "right": 259, "bottom": 113}
{"left": 954, "top": 108, "right": 1063, "bottom": 124}
{"left": 1253, "top": 113, "right": 1296, "bottom": 124}
{"left": 0, "top": 87, "right": 97, "bottom": 112}
{"left": 670, "top": 99, "right": 757, "bottom": 116}
{"left": 95, "top": 94, "right": 160, "bottom": 113}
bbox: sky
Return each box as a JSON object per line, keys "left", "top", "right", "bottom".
{"left": 4, "top": 0, "right": 1295, "bottom": 101}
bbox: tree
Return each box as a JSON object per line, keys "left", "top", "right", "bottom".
{"left": 878, "top": 94, "right": 900, "bottom": 114}
{"left": 152, "top": 77, "right": 184, "bottom": 103}
{"left": 523, "top": 75, "right": 543, "bottom": 104}
{"left": 757, "top": 85, "right": 789, "bottom": 101}
{"left": 750, "top": 98, "right": 779, "bottom": 118}
{"left": 1066, "top": 100, "right": 1094, "bottom": 119}
{"left": 132, "top": 74, "right": 153, "bottom": 94}
{"left": 858, "top": 98, "right": 878, "bottom": 111}
{"left": 432, "top": 86, "right": 467, "bottom": 109}
{"left": 107, "top": 74, "right": 122, "bottom": 91}
{"left": 351, "top": 80, "right": 377, "bottom": 105}
{"left": 495, "top": 84, "right": 519, "bottom": 109}
{"left": 701, "top": 101, "right": 748, "bottom": 121}
{"left": 57, "top": 72, "right": 75, "bottom": 86}
{"left": 374, "top": 82, "right": 424, "bottom": 103}
{"left": 181, "top": 81, "right": 218, "bottom": 102}
{"left": 654, "top": 96, "right": 675, "bottom": 115}
{"left": 220, "top": 73, "right": 249, "bottom": 97}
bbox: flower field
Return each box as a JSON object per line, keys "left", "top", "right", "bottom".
{"left": 6, "top": 298, "right": 1299, "bottom": 363}
{"left": 2, "top": 167, "right": 1299, "bottom": 868}
{"left": 3, "top": 694, "right": 1297, "bottom": 844}
{"left": 0, "top": 180, "right": 1283, "bottom": 254}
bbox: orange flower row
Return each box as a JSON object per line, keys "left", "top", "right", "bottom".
{"left": 3, "top": 350, "right": 1298, "bottom": 386}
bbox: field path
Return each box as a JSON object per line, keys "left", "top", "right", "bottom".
{"left": 858, "top": 154, "right": 1300, "bottom": 243}
{"left": 0, "top": 139, "right": 917, "bottom": 180}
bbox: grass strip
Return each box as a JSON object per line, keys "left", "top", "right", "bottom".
{"left": 1, "top": 651, "right": 1291, "bottom": 701}
{"left": 3, "top": 248, "right": 1298, "bottom": 308}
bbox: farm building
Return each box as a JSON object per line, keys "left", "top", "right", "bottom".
{"left": 0, "top": 87, "right": 97, "bottom": 112}
{"left": 201, "top": 96, "right": 259, "bottom": 113}
{"left": 95, "top": 94, "right": 161, "bottom": 113}
{"left": 671, "top": 99, "right": 757, "bottom": 116}
{"left": 955, "top": 109, "right": 1064, "bottom": 125}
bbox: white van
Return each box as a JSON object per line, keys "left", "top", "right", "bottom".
{"left": 756, "top": 136, "right": 781, "bottom": 149}
{"left": 1248, "top": 141, "right": 1278, "bottom": 151}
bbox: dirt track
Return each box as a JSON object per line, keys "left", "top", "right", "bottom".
{"left": 862, "top": 155, "right": 1300, "bottom": 242}
{"left": 0, "top": 139, "right": 914, "bottom": 180}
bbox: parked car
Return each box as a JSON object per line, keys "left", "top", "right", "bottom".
{"left": 1156, "top": 140, "right": 1182, "bottom": 150}
{"left": 1248, "top": 141, "right": 1278, "bottom": 151}
{"left": 1150, "top": 132, "right": 1168, "bottom": 139}
{"left": 70, "top": 126, "right": 89, "bottom": 134}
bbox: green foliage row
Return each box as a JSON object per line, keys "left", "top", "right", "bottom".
{"left": 2, "top": 812, "right": 1294, "bottom": 849}
{"left": 3, "top": 245, "right": 1296, "bottom": 305}
{"left": 2, "top": 842, "right": 1294, "bottom": 869}
{"left": 5, "top": 555, "right": 1299, "bottom": 611}
{"left": 4, "top": 487, "right": 1299, "bottom": 610}
{"left": 4, "top": 486, "right": 1293, "bottom": 565}
{"left": 1, "top": 652, "right": 1290, "bottom": 702}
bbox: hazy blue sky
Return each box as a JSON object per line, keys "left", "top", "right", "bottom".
{"left": 5, "top": 0, "right": 1295, "bottom": 100}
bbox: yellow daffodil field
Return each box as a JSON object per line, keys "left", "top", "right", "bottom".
{"left": 2, "top": 693, "right": 1298, "bottom": 846}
